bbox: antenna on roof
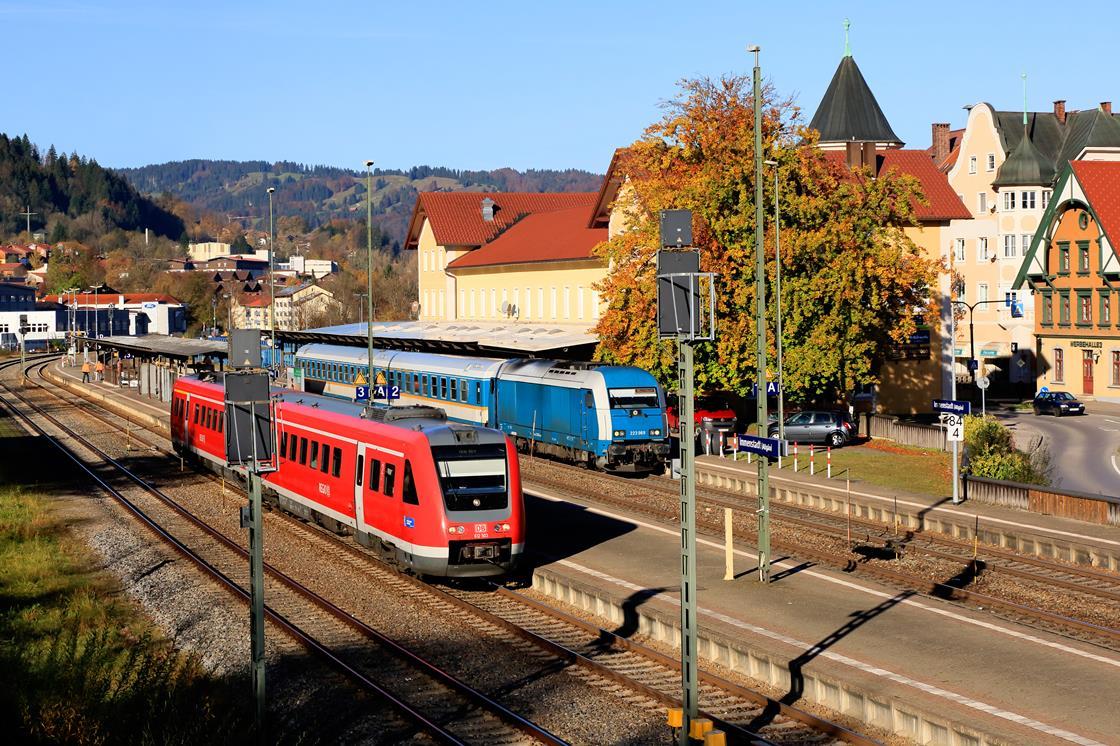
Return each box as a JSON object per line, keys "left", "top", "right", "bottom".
{"left": 843, "top": 18, "right": 851, "bottom": 58}
{"left": 1022, "top": 72, "right": 1028, "bottom": 132}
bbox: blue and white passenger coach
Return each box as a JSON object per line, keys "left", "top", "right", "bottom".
{"left": 294, "top": 344, "right": 670, "bottom": 472}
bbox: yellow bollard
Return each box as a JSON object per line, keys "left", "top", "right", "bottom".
{"left": 689, "top": 717, "right": 713, "bottom": 740}
{"left": 723, "top": 507, "right": 734, "bottom": 581}
{"left": 704, "top": 730, "right": 727, "bottom": 746}
{"left": 666, "top": 707, "right": 683, "bottom": 729}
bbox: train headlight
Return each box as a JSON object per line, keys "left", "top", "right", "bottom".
{"left": 472, "top": 498, "right": 482, "bottom": 508}
{"left": 649, "top": 428, "right": 662, "bottom": 437}
{"left": 613, "top": 429, "right": 625, "bottom": 438}
{"left": 501, "top": 523, "right": 510, "bottom": 531}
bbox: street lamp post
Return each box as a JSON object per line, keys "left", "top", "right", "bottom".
{"left": 266, "top": 187, "right": 277, "bottom": 369}
{"left": 764, "top": 158, "right": 784, "bottom": 440}
{"left": 365, "top": 160, "right": 375, "bottom": 396}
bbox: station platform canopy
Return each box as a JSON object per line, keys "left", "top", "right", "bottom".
{"left": 276, "top": 321, "right": 598, "bottom": 358}
{"left": 92, "top": 334, "right": 228, "bottom": 362}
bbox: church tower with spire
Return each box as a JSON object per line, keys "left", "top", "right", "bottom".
{"left": 809, "top": 20, "right": 903, "bottom": 168}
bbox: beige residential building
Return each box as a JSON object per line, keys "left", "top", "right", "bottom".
{"left": 935, "top": 100, "right": 1120, "bottom": 392}
{"left": 233, "top": 283, "right": 340, "bottom": 331}
{"left": 188, "top": 241, "right": 231, "bottom": 263}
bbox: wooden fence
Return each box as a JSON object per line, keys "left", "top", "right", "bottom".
{"left": 867, "top": 414, "right": 947, "bottom": 451}
{"left": 963, "top": 475, "right": 1120, "bottom": 526}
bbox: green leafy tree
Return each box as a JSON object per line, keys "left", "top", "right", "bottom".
{"left": 592, "top": 75, "right": 941, "bottom": 403}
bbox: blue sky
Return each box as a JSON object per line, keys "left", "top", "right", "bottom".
{"left": 3, "top": 1, "right": 1116, "bottom": 173}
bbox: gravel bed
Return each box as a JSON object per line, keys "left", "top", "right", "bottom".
{"left": 524, "top": 459, "right": 1120, "bottom": 636}
{"left": 25, "top": 379, "right": 670, "bottom": 745}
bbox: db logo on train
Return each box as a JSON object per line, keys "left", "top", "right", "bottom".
{"left": 474, "top": 523, "right": 487, "bottom": 536}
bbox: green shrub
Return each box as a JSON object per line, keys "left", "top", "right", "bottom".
{"left": 963, "top": 415, "right": 1050, "bottom": 486}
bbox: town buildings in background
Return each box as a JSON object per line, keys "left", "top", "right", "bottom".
{"left": 233, "top": 283, "right": 341, "bottom": 332}
{"left": 1014, "top": 159, "right": 1120, "bottom": 402}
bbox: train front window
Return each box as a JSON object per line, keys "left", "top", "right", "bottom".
{"left": 608, "top": 387, "right": 660, "bottom": 409}
{"left": 402, "top": 461, "right": 419, "bottom": 505}
{"left": 432, "top": 443, "right": 508, "bottom": 511}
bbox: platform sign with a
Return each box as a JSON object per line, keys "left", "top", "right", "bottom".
{"left": 945, "top": 414, "right": 964, "bottom": 442}
{"left": 373, "top": 384, "right": 400, "bottom": 400}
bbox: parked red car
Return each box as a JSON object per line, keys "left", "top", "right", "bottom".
{"left": 666, "top": 391, "right": 738, "bottom": 449}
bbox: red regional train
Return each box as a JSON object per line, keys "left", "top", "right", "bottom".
{"left": 171, "top": 375, "right": 524, "bottom": 578}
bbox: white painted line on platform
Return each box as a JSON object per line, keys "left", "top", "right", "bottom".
{"left": 1112, "top": 454, "right": 1120, "bottom": 479}
{"left": 529, "top": 486, "right": 1120, "bottom": 671}
{"left": 702, "top": 460, "right": 1120, "bottom": 548}
{"left": 558, "top": 557, "right": 1106, "bottom": 746}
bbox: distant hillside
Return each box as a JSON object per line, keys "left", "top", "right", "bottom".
{"left": 116, "top": 160, "right": 603, "bottom": 248}
{"left": 0, "top": 133, "right": 184, "bottom": 242}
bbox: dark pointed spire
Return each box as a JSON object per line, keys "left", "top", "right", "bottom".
{"left": 809, "top": 54, "right": 903, "bottom": 147}
{"left": 993, "top": 133, "right": 1055, "bottom": 188}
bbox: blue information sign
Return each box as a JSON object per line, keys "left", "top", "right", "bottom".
{"left": 736, "top": 434, "right": 785, "bottom": 458}
{"left": 751, "top": 381, "right": 781, "bottom": 397}
{"left": 967, "top": 358, "right": 979, "bottom": 371}
{"left": 374, "top": 384, "right": 401, "bottom": 400}
{"left": 932, "top": 398, "right": 971, "bottom": 415}
{"left": 355, "top": 385, "right": 370, "bottom": 402}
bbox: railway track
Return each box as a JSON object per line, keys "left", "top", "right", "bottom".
{"left": 0, "top": 357, "right": 564, "bottom": 746}
{"left": 21, "top": 358, "right": 879, "bottom": 746}
{"left": 522, "top": 458, "right": 1120, "bottom": 648}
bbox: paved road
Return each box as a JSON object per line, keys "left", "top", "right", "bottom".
{"left": 998, "top": 408, "right": 1120, "bottom": 495}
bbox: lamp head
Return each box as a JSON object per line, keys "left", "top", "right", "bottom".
{"left": 746, "top": 44, "right": 760, "bottom": 52}
{"left": 365, "top": 160, "right": 374, "bottom": 168}
{"left": 266, "top": 187, "right": 275, "bottom": 194}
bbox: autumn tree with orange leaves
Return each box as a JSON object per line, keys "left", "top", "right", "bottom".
{"left": 592, "top": 75, "right": 941, "bottom": 406}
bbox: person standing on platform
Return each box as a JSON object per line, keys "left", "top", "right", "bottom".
{"left": 95, "top": 359, "right": 105, "bottom": 382}
{"left": 81, "top": 360, "right": 91, "bottom": 383}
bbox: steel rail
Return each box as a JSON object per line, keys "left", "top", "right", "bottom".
{"left": 2, "top": 362, "right": 564, "bottom": 746}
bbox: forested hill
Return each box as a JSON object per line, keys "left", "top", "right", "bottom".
{"left": 116, "top": 160, "right": 603, "bottom": 248}
{"left": 0, "top": 133, "right": 184, "bottom": 242}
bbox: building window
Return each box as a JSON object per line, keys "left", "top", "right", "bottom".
{"left": 538, "top": 288, "right": 544, "bottom": 319}
{"left": 1003, "top": 234, "right": 1017, "bottom": 258}
{"left": 490, "top": 288, "right": 497, "bottom": 317}
{"left": 969, "top": 156, "right": 977, "bottom": 174}
{"left": 1077, "top": 240, "right": 1091, "bottom": 274}
{"left": 977, "top": 237, "right": 989, "bottom": 261}
{"left": 563, "top": 286, "right": 571, "bottom": 319}
{"left": 577, "top": 286, "right": 585, "bottom": 320}
{"left": 1078, "top": 292, "right": 1093, "bottom": 325}
{"left": 1042, "top": 190, "right": 1051, "bottom": 209}
{"left": 1003, "top": 191, "right": 1016, "bottom": 211}
{"left": 1022, "top": 234, "right": 1033, "bottom": 257}
{"left": 550, "top": 287, "right": 557, "bottom": 319}
{"left": 1022, "top": 191, "right": 1036, "bottom": 210}
{"left": 458, "top": 289, "right": 464, "bottom": 318}
{"left": 469, "top": 289, "right": 476, "bottom": 317}
{"left": 523, "top": 287, "right": 531, "bottom": 318}
{"left": 1058, "top": 242, "right": 1070, "bottom": 274}
{"left": 439, "top": 290, "right": 445, "bottom": 318}
{"left": 978, "top": 283, "right": 989, "bottom": 304}
{"left": 1113, "top": 351, "right": 1120, "bottom": 386}
{"left": 1059, "top": 292, "right": 1071, "bottom": 325}
{"left": 1041, "top": 292, "right": 1053, "bottom": 325}
{"left": 954, "top": 238, "right": 965, "bottom": 262}
{"left": 977, "top": 192, "right": 987, "bottom": 213}
{"left": 1054, "top": 348, "right": 1064, "bottom": 382}
{"left": 1100, "top": 291, "right": 1112, "bottom": 326}
{"left": 986, "top": 153, "right": 996, "bottom": 171}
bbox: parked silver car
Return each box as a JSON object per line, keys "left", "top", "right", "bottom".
{"left": 768, "top": 410, "right": 853, "bottom": 447}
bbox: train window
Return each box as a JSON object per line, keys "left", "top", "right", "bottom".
{"left": 383, "top": 463, "right": 396, "bottom": 497}
{"left": 320, "top": 444, "right": 330, "bottom": 473}
{"left": 206, "top": 408, "right": 214, "bottom": 430}
{"left": 367, "top": 459, "right": 381, "bottom": 492}
{"left": 355, "top": 454, "right": 364, "bottom": 486}
{"left": 475, "top": 382, "right": 482, "bottom": 403}
{"left": 422, "top": 374, "right": 429, "bottom": 396}
{"left": 299, "top": 437, "right": 309, "bottom": 465}
{"left": 331, "top": 448, "right": 341, "bottom": 478}
{"left": 280, "top": 432, "right": 288, "bottom": 458}
{"left": 310, "top": 442, "right": 320, "bottom": 471}
{"left": 172, "top": 399, "right": 179, "bottom": 418}
{"left": 584, "top": 391, "right": 594, "bottom": 408}
{"left": 412, "top": 374, "right": 420, "bottom": 394}
{"left": 459, "top": 379, "right": 467, "bottom": 402}
{"left": 440, "top": 377, "right": 448, "bottom": 399}
{"left": 218, "top": 413, "right": 223, "bottom": 433}
{"left": 193, "top": 403, "right": 199, "bottom": 424}
{"left": 402, "top": 461, "right": 419, "bottom": 505}
{"left": 289, "top": 433, "right": 298, "bottom": 460}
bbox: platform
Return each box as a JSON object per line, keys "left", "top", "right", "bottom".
{"left": 48, "top": 359, "right": 171, "bottom": 432}
{"left": 523, "top": 486, "right": 1119, "bottom": 746}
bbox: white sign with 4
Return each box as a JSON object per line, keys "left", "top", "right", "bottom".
{"left": 945, "top": 413, "right": 964, "bottom": 442}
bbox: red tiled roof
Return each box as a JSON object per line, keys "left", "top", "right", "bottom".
{"left": 447, "top": 207, "right": 607, "bottom": 270}
{"left": 824, "top": 149, "right": 970, "bottom": 222}
{"left": 405, "top": 192, "right": 597, "bottom": 249}
{"left": 1072, "top": 160, "right": 1120, "bottom": 252}
{"left": 240, "top": 296, "right": 271, "bottom": 308}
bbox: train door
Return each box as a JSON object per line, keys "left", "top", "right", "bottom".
{"left": 579, "top": 389, "right": 595, "bottom": 448}
{"left": 353, "top": 443, "right": 368, "bottom": 537}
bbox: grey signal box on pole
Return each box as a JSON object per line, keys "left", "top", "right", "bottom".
{"left": 657, "top": 250, "right": 702, "bottom": 337}
{"left": 230, "top": 329, "right": 262, "bottom": 370}
{"left": 224, "top": 371, "right": 274, "bottom": 467}
{"left": 660, "top": 209, "right": 693, "bottom": 248}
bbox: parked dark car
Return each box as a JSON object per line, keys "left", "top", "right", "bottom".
{"left": 768, "top": 410, "right": 854, "bottom": 447}
{"left": 1032, "top": 391, "right": 1086, "bottom": 416}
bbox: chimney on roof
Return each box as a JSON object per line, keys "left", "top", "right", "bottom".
{"left": 844, "top": 141, "right": 878, "bottom": 172}
{"left": 931, "top": 122, "right": 950, "bottom": 163}
{"left": 1053, "top": 100, "right": 1067, "bottom": 124}
{"left": 480, "top": 197, "right": 496, "bottom": 223}
{"left": 1102, "top": 101, "right": 1113, "bottom": 115}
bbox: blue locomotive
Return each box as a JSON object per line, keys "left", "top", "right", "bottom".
{"left": 293, "top": 344, "right": 670, "bottom": 472}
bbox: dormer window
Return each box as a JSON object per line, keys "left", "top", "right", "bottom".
{"left": 969, "top": 156, "right": 977, "bottom": 174}
{"left": 1021, "top": 191, "right": 1036, "bottom": 209}
{"left": 1003, "top": 191, "right": 1016, "bottom": 211}
{"left": 986, "top": 153, "right": 996, "bottom": 171}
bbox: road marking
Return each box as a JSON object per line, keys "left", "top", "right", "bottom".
{"left": 1112, "top": 454, "right": 1120, "bottom": 479}
{"left": 557, "top": 557, "right": 1106, "bottom": 746}
{"left": 529, "top": 486, "right": 1120, "bottom": 671}
{"left": 1100, "top": 428, "right": 1120, "bottom": 433}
